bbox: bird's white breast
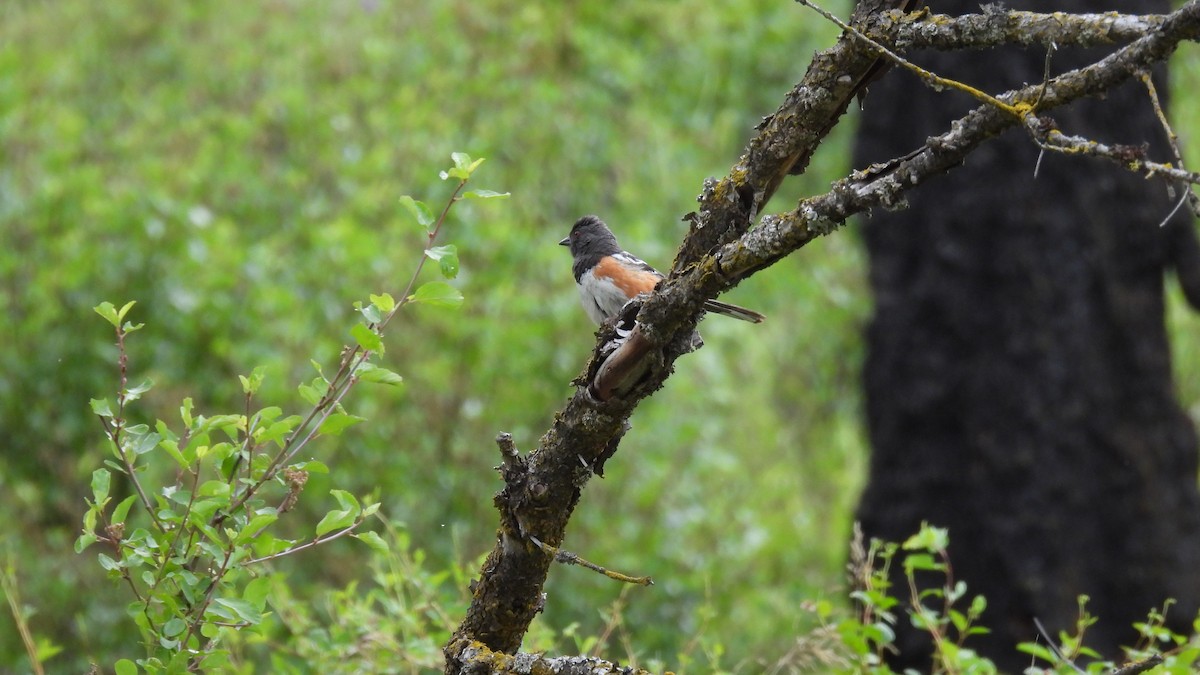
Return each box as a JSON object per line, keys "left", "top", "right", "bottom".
{"left": 577, "top": 268, "right": 636, "bottom": 325}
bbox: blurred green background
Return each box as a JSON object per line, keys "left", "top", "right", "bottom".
{"left": 3, "top": 0, "right": 1198, "bottom": 672}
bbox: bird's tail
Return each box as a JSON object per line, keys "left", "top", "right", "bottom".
{"left": 703, "top": 299, "right": 765, "bottom": 323}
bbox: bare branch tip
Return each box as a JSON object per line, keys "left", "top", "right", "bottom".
{"left": 495, "top": 431, "right": 521, "bottom": 467}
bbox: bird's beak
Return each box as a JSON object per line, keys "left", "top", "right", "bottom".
{"left": 558, "top": 237, "right": 570, "bottom": 247}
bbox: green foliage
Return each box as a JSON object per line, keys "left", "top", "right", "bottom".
{"left": 241, "top": 518, "right": 471, "bottom": 674}
{"left": 78, "top": 305, "right": 383, "bottom": 671}
{"left": 775, "top": 524, "right": 1200, "bottom": 675}
{"left": 0, "top": 0, "right": 873, "bottom": 669}
{"left": 2, "top": 0, "right": 1199, "bottom": 672}
{"left": 73, "top": 159, "right": 488, "bottom": 671}
{"left": 829, "top": 523, "right": 994, "bottom": 674}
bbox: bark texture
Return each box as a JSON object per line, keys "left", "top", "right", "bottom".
{"left": 853, "top": 0, "right": 1200, "bottom": 670}
{"left": 443, "top": 1, "right": 1200, "bottom": 670}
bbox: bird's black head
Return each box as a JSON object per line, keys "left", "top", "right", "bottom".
{"left": 559, "top": 215, "right": 621, "bottom": 259}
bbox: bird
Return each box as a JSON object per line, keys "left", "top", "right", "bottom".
{"left": 559, "top": 215, "right": 765, "bottom": 326}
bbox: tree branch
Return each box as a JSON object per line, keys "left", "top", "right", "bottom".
{"left": 873, "top": 8, "right": 1168, "bottom": 51}
{"left": 703, "top": 0, "right": 1200, "bottom": 288}
{"left": 443, "top": 1, "right": 1200, "bottom": 672}
{"left": 447, "top": 640, "right": 653, "bottom": 675}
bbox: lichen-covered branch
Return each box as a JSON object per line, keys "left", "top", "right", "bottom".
{"left": 671, "top": 0, "right": 929, "bottom": 270}
{"left": 690, "top": 0, "right": 1200, "bottom": 294}
{"left": 872, "top": 8, "right": 1168, "bottom": 52}
{"left": 1028, "top": 120, "right": 1200, "bottom": 187}
{"left": 447, "top": 641, "right": 654, "bottom": 675}
{"left": 443, "top": 1, "right": 1200, "bottom": 672}
{"left": 667, "top": 5, "right": 1174, "bottom": 274}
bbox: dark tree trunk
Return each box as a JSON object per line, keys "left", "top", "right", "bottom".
{"left": 852, "top": 0, "right": 1200, "bottom": 670}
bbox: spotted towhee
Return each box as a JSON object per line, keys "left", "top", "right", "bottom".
{"left": 560, "top": 215, "right": 765, "bottom": 325}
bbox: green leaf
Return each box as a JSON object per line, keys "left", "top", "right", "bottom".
{"left": 195, "top": 414, "right": 243, "bottom": 438}
{"left": 297, "top": 381, "right": 323, "bottom": 406}
{"left": 299, "top": 377, "right": 329, "bottom": 406}
{"left": 34, "top": 637, "right": 62, "bottom": 663}
{"left": 162, "top": 617, "right": 187, "bottom": 638}
{"left": 90, "top": 398, "right": 114, "bottom": 418}
{"left": 254, "top": 415, "right": 302, "bottom": 446}
{"left": 291, "top": 460, "right": 329, "bottom": 473}
{"left": 398, "top": 195, "right": 434, "bottom": 227}
{"left": 903, "top": 553, "right": 943, "bottom": 575}
{"left": 112, "top": 494, "right": 138, "bottom": 525}
{"left": 252, "top": 533, "right": 294, "bottom": 558}
{"left": 180, "top": 398, "right": 194, "bottom": 427}
{"left": 211, "top": 597, "right": 262, "bottom": 624}
{"left": 128, "top": 430, "right": 161, "bottom": 456}
{"left": 117, "top": 300, "right": 137, "bottom": 323}
{"left": 243, "top": 576, "right": 272, "bottom": 611}
{"left": 237, "top": 512, "right": 279, "bottom": 543}
{"left": 359, "top": 303, "right": 383, "bottom": 324}
{"left": 198, "top": 480, "right": 232, "bottom": 499}
{"left": 254, "top": 406, "right": 283, "bottom": 423}
{"left": 948, "top": 609, "right": 968, "bottom": 632}
{"left": 75, "top": 533, "right": 99, "bottom": 553}
{"left": 902, "top": 522, "right": 949, "bottom": 551}
{"left": 1016, "top": 642, "right": 1058, "bottom": 663}
{"left": 442, "top": 152, "right": 485, "bottom": 180}
{"left": 239, "top": 365, "right": 267, "bottom": 395}
{"left": 425, "top": 244, "right": 460, "bottom": 279}
{"left": 198, "top": 650, "right": 231, "bottom": 671}
{"left": 354, "top": 531, "right": 389, "bottom": 555}
{"left": 355, "top": 362, "right": 403, "bottom": 386}
{"left": 462, "top": 189, "right": 510, "bottom": 200}
{"left": 964, "top": 593, "right": 984, "bottom": 614}
{"left": 369, "top": 292, "right": 396, "bottom": 314}
{"left": 316, "top": 490, "right": 361, "bottom": 536}
{"left": 410, "top": 281, "right": 463, "bottom": 308}
{"left": 331, "top": 489, "right": 361, "bottom": 512}
{"left": 94, "top": 302, "right": 119, "bottom": 327}
{"left": 159, "top": 439, "right": 188, "bottom": 468}
{"left": 125, "top": 378, "right": 153, "bottom": 402}
{"left": 315, "top": 508, "right": 356, "bottom": 537}
{"left": 114, "top": 658, "right": 139, "bottom": 675}
{"left": 91, "top": 469, "right": 111, "bottom": 504}
{"left": 317, "top": 413, "right": 366, "bottom": 436}
{"left": 351, "top": 323, "right": 383, "bottom": 352}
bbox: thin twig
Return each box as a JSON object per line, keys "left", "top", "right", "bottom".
{"left": 180, "top": 545, "right": 238, "bottom": 657}
{"left": 386, "top": 178, "right": 469, "bottom": 324}
{"left": 243, "top": 517, "right": 368, "bottom": 566}
{"left": 107, "top": 324, "right": 163, "bottom": 532}
{"left": 797, "top": 0, "right": 1025, "bottom": 117}
{"left": 1034, "top": 41, "right": 1058, "bottom": 108}
{"left": 1032, "top": 617, "right": 1087, "bottom": 674}
{"left": 1, "top": 563, "right": 45, "bottom": 675}
{"left": 1111, "top": 654, "right": 1165, "bottom": 675}
{"left": 528, "top": 536, "right": 653, "bottom": 586}
{"left": 1139, "top": 69, "right": 1200, "bottom": 222}
{"left": 1028, "top": 122, "right": 1200, "bottom": 186}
